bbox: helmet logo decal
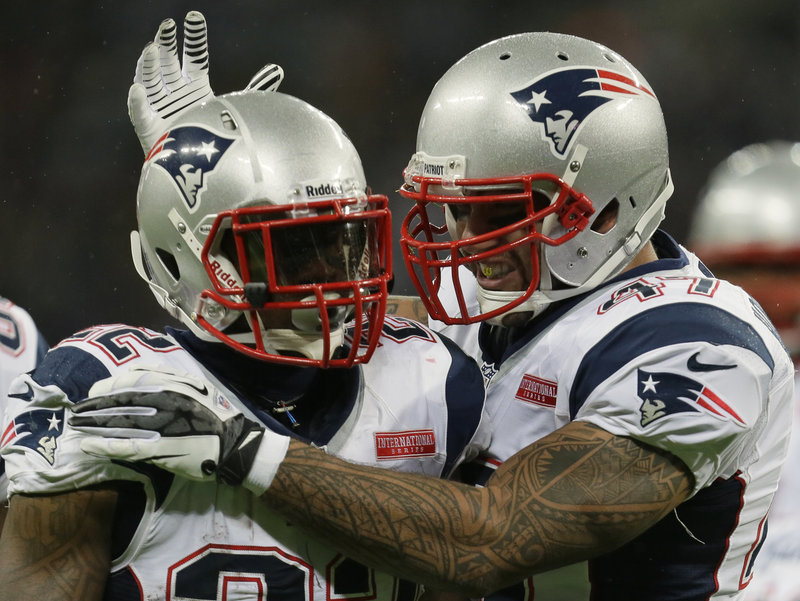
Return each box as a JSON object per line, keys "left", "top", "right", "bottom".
{"left": 149, "top": 125, "right": 236, "bottom": 210}
{"left": 510, "top": 67, "right": 654, "bottom": 159}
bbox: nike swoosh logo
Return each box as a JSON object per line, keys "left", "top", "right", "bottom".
{"left": 9, "top": 382, "right": 35, "bottom": 402}
{"left": 183, "top": 381, "right": 209, "bottom": 396}
{"left": 687, "top": 352, "right": 737, "bottom": 372}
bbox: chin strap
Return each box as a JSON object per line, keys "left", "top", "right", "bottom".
{"left": 476, "top": 286, "right": 558, "bottom": 326}
{"left": 260, "top": 324, "right": 345, "bottom": 362}
{"left": 131, "top": 229, "right": 201, "bottom": 328}
{"left": 130, "top": 226, "right": 238, "bottom": 343}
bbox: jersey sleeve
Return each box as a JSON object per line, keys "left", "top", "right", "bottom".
{"left": 571, "top": 302, "right": 794, "bottom": 493}
{"left": 359, "top": 315, "right": 490, "bottom": 479}
{"left": 0, "top": 299, "right": 49, "bottom": 500}
{"left": 0, "top": 324, "right": 196, "bottom": 496}
{"left": 1, "top": 372, "right": 142, "bottom": 495}
{"left": 435, "top": 330, "right": 491, "bottom": 474}
{"left": 0, "top": 299, "right": 48, "bottom": 391}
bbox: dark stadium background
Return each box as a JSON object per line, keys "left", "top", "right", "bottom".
{"left": 3, "top": 2, "right": 797, "bottom": 596}
{"left": 3, "top": 0, "right": 799, "bottom": 347}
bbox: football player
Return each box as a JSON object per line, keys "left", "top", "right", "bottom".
{"left": 0, "top": 297, "right": 47, "bottom": 531}
{"left": 0, "top": 12, "right": 487, "bottom": 600}
{"left": 61, "top": 32, "right": 793, "bottom": 600}
{"left": 688, "top": 141, "right": 800, "bottom": 601}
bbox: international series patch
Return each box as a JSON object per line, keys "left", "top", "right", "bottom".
{"left": 515, "top": 374, "right": 557, "bottom": 408}
{"left": 375, "top": 429, "right": 436, "bottom": 460}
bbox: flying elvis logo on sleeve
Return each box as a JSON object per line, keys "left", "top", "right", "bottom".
{"left": 637, "top": 368, "right": 744, "bottom": 427}
{"left": 1, "top": 408, "right": 65, "bottom": 465}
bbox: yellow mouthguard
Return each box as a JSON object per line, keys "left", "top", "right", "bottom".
{"left": 481, "top": 265, "right": 493, "bottom": 277}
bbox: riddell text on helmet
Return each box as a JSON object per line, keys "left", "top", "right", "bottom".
{"left": 210, "top": 260, "right": 239, "bottom": 288}
{"left": 305, "top": 182, "right": 344, "bottom": 198}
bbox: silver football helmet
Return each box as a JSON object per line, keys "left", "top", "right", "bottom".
{"left": 688, "top": 141, "right": 800, "bottom": 356}
{"left": 133, "top": 90, "right": 392, "bottom": 367}
{"left": 399, "top": 32, "right": 673, "bottom": 324}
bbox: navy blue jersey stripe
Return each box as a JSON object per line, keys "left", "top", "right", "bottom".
{"left": 104, "top": 565, "right": 144, "bottom": 601}
{"left": 569, "top": 303, "right": 774, "bottom": 419}
{"left": 31, "top": 346, "right": 112, "bottom": 404}
{"left": 457, "top": 457, "right": 497, "bottom": 487}
{"left": 440, "top": 333, "right": 486, "bottom": 476}
{"left": 589, "top": 475, "right": 745, "bottom": 600}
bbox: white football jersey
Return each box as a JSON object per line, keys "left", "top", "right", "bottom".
{"left": 427, "top": 265, "right": 483, "bottom": 364}
{"left": 1, "top": 316, "right": 488, "bottom": 601}
{"left": 465, "top": 231, "right": 794, "bottom": 601}
{"left": 738, "top": 371, "right": 800, "bottom": 601}
{"left": 0, "top": 297, "right": 47, "bottom": 500}
{"left": 0, "top": 297, "right": 47, "bottom": 401}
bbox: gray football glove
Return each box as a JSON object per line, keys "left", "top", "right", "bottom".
{"left": 69, "top": 366, "right": 289, "bottom": 492}
{"left": 129, "top": 11, "right": 285, "bottom": 155}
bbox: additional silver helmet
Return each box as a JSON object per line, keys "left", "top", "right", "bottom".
{"left": 400, "top": 32, "right": 673, "bottom": 324}
{"left": 133, "top": 90, "right": 392, "bottom": 366}
{"left": 688, "top": 141, "right": 800, "bottom": 355}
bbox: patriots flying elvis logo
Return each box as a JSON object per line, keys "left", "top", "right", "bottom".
{"left": 637, "top": 368, "right": 744, "bottom": 427}
{"left": 510, "top": 67, "right": 655, "bottom": 159}
{"left": 146, "top": 125, "right": 236, "bottom": 211}
{"left": 0, "top": 407, "right": 65, "bottom": 465}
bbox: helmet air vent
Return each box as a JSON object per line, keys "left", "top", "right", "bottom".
{"left": 590, "top": 199, "right": 619, "bottom": 234}
{"left": 220, "top": 110, "right": 238, "bottom": 131}
{"left": 155, "top": 247, "right": 181, "bottom": 281}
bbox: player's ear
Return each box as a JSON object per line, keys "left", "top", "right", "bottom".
{"left": 591, "top": 199, "right": 619, "bottom": 234}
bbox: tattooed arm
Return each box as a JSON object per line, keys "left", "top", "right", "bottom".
{"left": 386, "top": 295, "right": 429, "bottom": 322}
{"left": 260, "top": 421, "right": 692, "bottom": 595}
{"left": 0, "top": 489, "right": 117, "bottom": 600}
{"left": 69, "top": 381, "right": 692, "bottom": 594}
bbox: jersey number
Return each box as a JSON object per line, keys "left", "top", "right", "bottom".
{"left": 168, "top": 545, "right": 418, "bottom": 600}
{"left": 0, "top": 308, "right": 23, "bottom": 356}
{"left": 598, "top": 277, "right": 718, "bottom": 314}
{"left": 65, "top": 325, "right": 181, "bottom": 366}
{"left": 381, "top": 316, "right": 436, "bottom": 344}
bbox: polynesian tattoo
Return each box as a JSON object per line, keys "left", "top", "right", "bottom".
{"left": 264, "top": 421, "right": 692, "bottom": 593}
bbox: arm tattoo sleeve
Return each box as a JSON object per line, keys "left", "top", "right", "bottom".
{"left": 0, "top": 489, "right": 118, "bottom": 601}
{"left": 385, "top": 295, "right": 430, "bottom": 322}
{"left": 262, "top": 422, "right": 692, "bottom": 595}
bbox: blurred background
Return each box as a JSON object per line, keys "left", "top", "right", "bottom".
{"left": 3, "top": 0, "right": 800, "bottom": 345}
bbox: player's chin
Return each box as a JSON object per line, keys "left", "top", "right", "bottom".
{"left": 498, "top": 310, "right": 533, "bottom": 328}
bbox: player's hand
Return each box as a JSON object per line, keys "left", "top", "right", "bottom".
{"left": 244, "top": 62, "right": 285, "bottom": 92}
{"left": 68, "top": 366, "right": 289, "bottom": 493}
{"left": 129, "top": 11, "right": 213, "bottom": 154}
{"left": 129, "top": 11, "right": 286, "bottom": 155}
